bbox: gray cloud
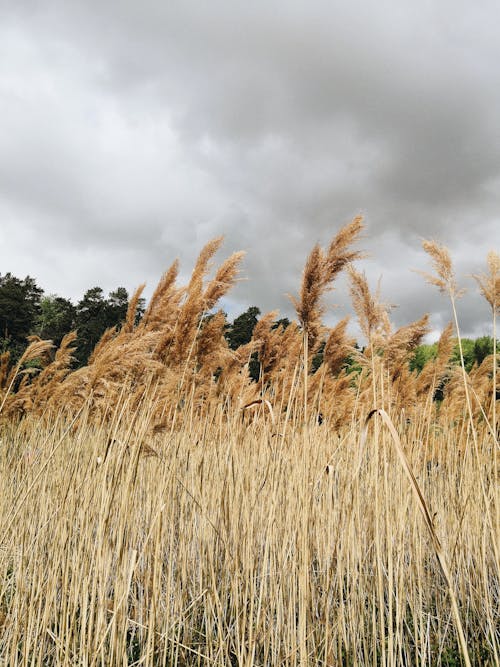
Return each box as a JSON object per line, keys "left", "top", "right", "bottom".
{"left": 0, "top": 1, "right": 498, "bottom": 337}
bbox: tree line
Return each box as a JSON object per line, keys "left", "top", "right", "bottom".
{"left": 0, "top": 271, "right": 497, "bottom": 374}
{"left": 0, "top": 273, "right": 136, "bottom": 367}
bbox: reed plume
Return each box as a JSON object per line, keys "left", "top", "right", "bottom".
{"left": 25, "top": 331, "right": 78, "bottom": 414}
{"left": 348, "top": 266, "right": 389, "bottom": 346}
{"left": 292, "top": 217, "right": 364, "bottom": 422}
{"left": 203, "top": 251, "right": 246, "bottom": 310}
{"left": 140, "top": 260, "right": 180, "bottom": 331}
{"left": 0, "top": 337, "right": 54, "bottom": 416}
{"left": 472, "top": 251, "right": 500, "bottom": 313}
{"left": 122, "top": 284, "right": 146, "bottom": 334}
{"left": 419, "top": 239, "right": 461, "bottom": 297}
{"left": 168, "top": 238, "right": 226, "bottom": 366}
{"left": 420, "top": 240, "right": 476, "bottom": 437}
{"left": 292, "top": 216, "right": 364, "bottom": 352}
{"left": 323, "top": 316, "right": 355, "bottom": 376}
{"left": 385, "top": 314, "right": 430, "bottom": 381}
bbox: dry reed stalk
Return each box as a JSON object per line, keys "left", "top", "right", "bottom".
{"left": 0, "top": 393, "right": 497, "bottom": 663}
{"left": 241, "top": 399, "right": 276, "bottom": 425}
{"left": 357, "top": 408, "right": 472, "bottom": 667}
{"left": 1, "top": 233, "right": 498, "bottom": 664}
{"left": 420, "top": 241, "right": 478, "bottom": 451}
{"left": 418, "top": 240, "right": 499, "bottom": 601}
{"left": 472, "top": 251, "right": 499, "bottom": 439}
{"left": 442, "top": 256, "right": 500, "bottom": 602}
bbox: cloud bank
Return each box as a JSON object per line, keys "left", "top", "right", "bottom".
{"left": 1, "top": 1, "right": 499, "bottom": 339}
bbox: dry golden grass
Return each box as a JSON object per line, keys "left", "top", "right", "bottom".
{"left": 0, "top": 401, "right": 497, "bottom": 665}
{"left": 0, "top": 223, "right": 498, "bottom": 665}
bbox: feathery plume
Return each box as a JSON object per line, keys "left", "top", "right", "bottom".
{"left": 87, "top": 327, "right": 118, "bottom": 365}
{"left": 141, "top": 260, "right": 179, "bottom": 330}
{"left": 324, "top": 215, "right": 365, "bottom": 280}
{"left": 18, "top": 337, "right": 54, "bottom": 366}
{"left": 472, "top": 250, "right": 500, "bottom": 313}
{"left": 123, "top": 284, "right": 146, "bottom": 333}
{"left": 291, "top": 244, "right": 325, "bottom": 351}
{"left": 348, "top": 266, "right": 388, "bottom": 343}
{"left": 292, "top": 217, "right": 364, "bottom": 351}
{"left": 385, "top": 314, "right": 430, "bottom": 378}
{"left": 323, "top": 317, "right": 356, "bottom": 376}
{"left": 203, "top": 251, "right": 246, "bottom": 311}
{"left": 168, "top": 238, "right": 224, "bottom": 366}
{"left": 419, "top": 240, "right": 462, "bottom": 297}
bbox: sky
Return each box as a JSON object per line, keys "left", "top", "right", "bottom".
{"left": 0, "top": 1, "right": 499, "bottom": 340}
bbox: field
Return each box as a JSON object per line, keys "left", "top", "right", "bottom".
{"left": 0, "top": 220, "right": 498, "bottom": 665}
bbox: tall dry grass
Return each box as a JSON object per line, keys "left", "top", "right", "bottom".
{"left": 0, "top": 223, "right": 498, "bottom": 665}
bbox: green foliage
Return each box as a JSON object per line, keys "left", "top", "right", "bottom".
{"left": 451, "top": 337, "right": 476, "bottom": 372}
{"left": 411, "top": 336, "right": 498, "bottom": 376}
{"left": 344, "top": 342, "right": 362, "bottom": 375}
{"left": 35, "top": 295, "right": 76, "bottom": 346}
{"left": 272, "top": 317, "right": 290, "bottom": 331}
{"left": 74, "top": 287, "right": 107, "bottom": 366}
{"left": 0, "top": 272, "right": 141, "bottom": 368}
{"left": 106, "top": 287, "right": 129, "bottom": 327}
{"left": 451, "top": 336, "right": 498, "bottom": 372}
{"left": 225, "top": 306, "right": 260, "bottom": 350}
{"left": 409, "top": 343, "right": 438, "bottom": 373}
{"left": 0, "top": 273, "right": 43, "bottom": 360}
{"left": 473, "top": 335, "right": 496, "bottom": 365}
{"left": 311, "top": 341, "right": 325, "bottom": 373}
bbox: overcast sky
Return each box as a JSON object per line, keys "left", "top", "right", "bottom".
{"left": 1, "top": 1, "right": 499, "bottom": 339}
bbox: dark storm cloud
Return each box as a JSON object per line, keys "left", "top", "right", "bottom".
{"left": 0, "top": 1, "right": 498, "bottom": 335}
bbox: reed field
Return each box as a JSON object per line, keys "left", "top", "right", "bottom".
{"left": 0, "top": 219, "right": 498, "bottom": 665}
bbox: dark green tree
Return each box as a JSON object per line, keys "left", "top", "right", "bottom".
{"left": 272, "top": 317, "right": 290, "bottom": 331}
{"left": 311, "top": 340, "right": 325, "bottom": 373}
{"left": 225, "top": 306, "right": 260, "bottom": 350}
{"left": 451, "top": 338, "right": 476, "bottom": 372}
{"left": 473, "top": 336, "right": 495, "bottom": 366}
{"left": 105, "top": 287, "right": 129, "bottom": 328}
{"left": 74, "top": 287, "right": 108, "bottom": 365}
{"left": 410, "top": 343, "right": 438, "bottom": 373}
{"left": 0, "top": 273, "right": 43, "bottom": 359}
